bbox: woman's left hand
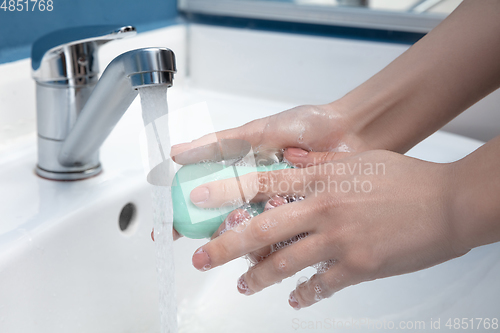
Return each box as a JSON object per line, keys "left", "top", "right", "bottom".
{"left": 190, "top": 150, "right": 468, "bottom": 309}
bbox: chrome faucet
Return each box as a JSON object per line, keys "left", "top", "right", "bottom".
{"left": 31, "top": 25, "right": 176, "bottom": 180}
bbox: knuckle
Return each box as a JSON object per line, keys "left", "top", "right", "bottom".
{"left": 295, "top": 279, "right": 319, "bottom": 307}
{"left": 249, "top": 218, "right": 274, "bottom": 243}
{"left": 211, "top": 239, "right": 232, "bottom": 264}
{"left": 256, "top": 173, "right": 268, "bottom": 193}
{"left": 310, "top": 196, "right": 340, "bottom": 218}
{"left": 309, "top": 277, "right": 328, "bottom": 299}
{"left": 257, "top": 172, "right": 276, "bottom": 194}
{"left": 220, "top": 180, "right": 232, "bottom": 196}
{"left": 271, "top": 255, "right": 292, "bottom": 276}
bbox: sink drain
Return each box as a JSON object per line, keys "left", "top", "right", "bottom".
{"left": 119, "top": 203, "right": 136, "bottom": 232}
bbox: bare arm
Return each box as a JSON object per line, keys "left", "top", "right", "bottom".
{"left": 452, "top": 135, "right": 500, "bottom": 251}
{"left": 338, "top": 0, "right": 500, "bottom": 153}
{"left": 171, "top": 1, "right": 500, "bottom": 166}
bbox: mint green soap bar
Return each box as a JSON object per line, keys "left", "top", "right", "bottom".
{"left": 172, "top": 162, "right": 291, "bottom": 239}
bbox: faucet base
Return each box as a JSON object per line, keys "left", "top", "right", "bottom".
{"left": 36, "top": 164, "right": 102, "bottom": 181}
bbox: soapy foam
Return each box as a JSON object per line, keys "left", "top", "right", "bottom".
{"left": 271, "top": 232, "right": 309, "bottom": 253}
{"left": 313, "top": 259, "right": 336, "bottom": 274}
{"left": 314, "top": 284, "right": 322, "bottom": 294}
{"left": 225, "top": 203, "right": 259, "bottom": 233}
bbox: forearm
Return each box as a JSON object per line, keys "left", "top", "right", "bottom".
{"left": 333, "top": 0, "right": 500, "bottom": 153}
{"left": 452, "top": 135, "right": 500, "bottom": 251}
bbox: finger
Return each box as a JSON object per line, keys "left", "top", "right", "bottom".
{"left": 190, "top": 168, "right": 315, "bottom": 209}
{"left": 191, "top": 198, "right": 316, "bottom": 271}
{"left": 210, "top": 208, "right": 270, "bottom": 265}
{"left": 171, "top": 138, "right": 252, "bottom": 165}
{"left": 210, "top": 208, "right": 251, "bottom": 240}
{"left": 289, "top": 264, "right": 355, "bottom": 310}
{"left": 247, "top": 195, "right": 289, "bottom": 264}
{"left": 237, "top": 234, "right": 323, "bottom": 295}
{"left": 284, "top": 148, "right": 352, "bottom": 168}
{"left": 171, "top": 118, "right": 268, "bottom": 164}
{"left": 211, "top": 196, "right": 289, "bottom": 265}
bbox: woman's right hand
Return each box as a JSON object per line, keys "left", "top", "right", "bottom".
{"left": 190, "top": 150, "right": 470, "bottom": 309}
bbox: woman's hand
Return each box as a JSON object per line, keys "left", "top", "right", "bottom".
{"left": 170, "top": 103, "right": 370, "bottom": 168}
{"left": 168, "top": 103, "right": 370, "bottom": 240}
{"left": 190, "top": 150, "right": 469, "bottom": 309}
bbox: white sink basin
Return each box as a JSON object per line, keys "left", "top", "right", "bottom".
{"left": 0, "top": 102, "right": 159, "bottom": 332}
{"left": 1, "top": 87, "right": 498, "bottom": 333}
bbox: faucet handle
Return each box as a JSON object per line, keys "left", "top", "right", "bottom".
{"left": 31, "top": 25, "right": 136, "bottom": 84}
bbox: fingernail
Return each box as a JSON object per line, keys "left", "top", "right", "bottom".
{"left": 151, "top": 228, "right": 155, "bottom": 242}
{"left": 264, "top": 196, "right": 287, "bottom": 211}
{"left": 192, "top": 248, "right": 211, "bottom": 271}
{"left": 289, "top": 291, "right": 301, "bottom": 310}
{"left": 190, "top": 187, "right": 210, "bottom": 205}
{"left": 287, "top": 148, "right": 308, "bottom": 158}
{"left": 237, "top": 275, "right": 253, "bottom": 295}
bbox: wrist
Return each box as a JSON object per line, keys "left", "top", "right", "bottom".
{"left": 319, "top": 100, "right": 374, "bottom": 154}
{"left": 450, "top": 152, "right": 500, "bottom": 252}
{"left": 326, "top": 86, "right": 408, "bottom": 153}
{"left": 442, "top": 161, "right": 473, "bottom": 255}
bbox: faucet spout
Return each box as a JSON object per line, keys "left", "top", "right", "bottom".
{"left": 58, "top": 48, "right": 176, "bottom": 167}
{"left": 32, "top": 25, "right": 177, "bottom": 181}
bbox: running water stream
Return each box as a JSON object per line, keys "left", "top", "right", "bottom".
{"left": 138, "top": 86, "right": 177, "bottom": 333}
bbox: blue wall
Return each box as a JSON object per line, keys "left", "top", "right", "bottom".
{"left": 0, "top": 0, "right": 179, "bottom": 64}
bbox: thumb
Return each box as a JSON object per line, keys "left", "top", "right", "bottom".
{"left": 284, "top": 147, "right": 352, "bottom": 168}
{"left": 171, "top": 118, "right": 268, "bottom": 165}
